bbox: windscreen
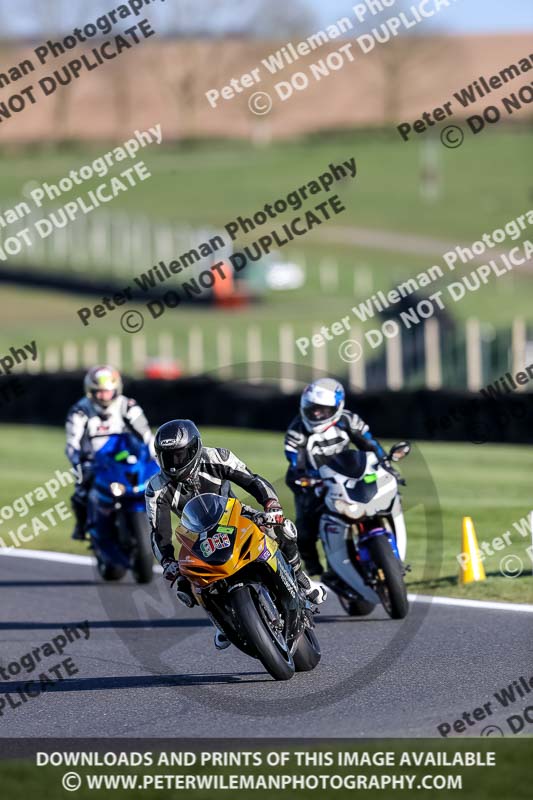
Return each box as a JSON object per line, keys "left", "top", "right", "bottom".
{"left": 181, "top": 493, "right": 228, "bottom": 534}
{"left": 322, "top": 450, "right": 368, "bottom": 478}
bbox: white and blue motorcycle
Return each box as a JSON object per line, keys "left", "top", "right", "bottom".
{"left": 296, "top": 443, "right": 411, "bottom": 619}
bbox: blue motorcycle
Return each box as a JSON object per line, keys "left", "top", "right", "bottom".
{"left": 87, "top": 433, "right": 159, "bottom": 583}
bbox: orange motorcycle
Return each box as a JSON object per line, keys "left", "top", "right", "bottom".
{"left": 176, "top": 493, "right": 321, "bottom": 681}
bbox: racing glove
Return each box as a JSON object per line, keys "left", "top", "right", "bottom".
{"left": 162, "top": 559, "right": 197, "bottom": 608}
{"left": 162, "top": 557, "right": 180, "bottom": 585}
{"left": 260, "top": 499, "right": 284, "bottom": 527}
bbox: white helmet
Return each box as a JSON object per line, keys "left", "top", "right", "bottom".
{"left": 300, "top": 378, "right": 345, "bottom": 433}
{"left": 84, "top": 365, "right": 122, "bottom": 412}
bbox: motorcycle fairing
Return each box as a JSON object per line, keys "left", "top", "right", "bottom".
{"left": 320, "top": 513, "right": 380, "bottom": 604}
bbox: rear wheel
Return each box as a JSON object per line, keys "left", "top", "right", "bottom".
{"left": 293, "top": 628, "right": 321, "bottom": 672}
{"left": 367, "top": 535, "right": 408, "bottom": 619}
{"left": 228, "top": 585, "right": 295, "bottom": 681}
{"left": 97, "top": 559, "right": 126, "bottom": 582}
{"left": 129, "top": 512, "right": 154, "bottom": 584}
{"left": 338, "top": 595, "right": 376, "bottom": 617}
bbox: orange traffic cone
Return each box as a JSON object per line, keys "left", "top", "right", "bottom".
{"left": 459, "top": 517, "right": 486, "bottom": 584}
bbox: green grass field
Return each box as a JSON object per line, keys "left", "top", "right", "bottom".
{"left": 1, "top": 424, "right": 532, "bottom": 605}
{"left": 1, "top": 130, "right": 530, "bottom": 238}
{"left": 1, "top": 130, "right": 533, "bottom": 378}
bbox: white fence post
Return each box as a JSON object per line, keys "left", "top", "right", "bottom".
{"left": 466, "top": 318, "right": 482, "bottom": 391}
{"left": 279, "top": 324, "right": 297, "bottom": 393}
{"left": 512, "top": 318, "right": 527, "bottom": 391}
{"left": 158, "top": 332, "right": 174, "bottom": 361}
{"left": 386, "top": 333, "right": 403, "bottom": 390}
{"left": 82, "top": 339, "right": 99, "bottom": 368}
{"left": 247, "top": 326, "right": 262, "bottom": 384}
{"left": 424, "top": 318, "right": 442, "bottom": 389}
{"left": 62, "top": 341, "right": 79, "bottom": 371}
{"left": 347, "top": 326, "right": 365, "bottom": 391}
{"left": 106, "top": 336, "right": 122, "bottom": 370}
{"left": 52, "top": 223, "right": 69, "bottom": 264}
{"left": 217, "top": 329, "right": 232, "bottom": 380}
{"left": 353, "top": 265, "right": 373, "bottom": 296}
{"left": 112, "top": 213, "right": 131, "bottom": 276}
{"left": 43, "top": 346, "right": 60, "bottom": 372}
{"left": 89, "top": 215, "right": 109, "bottom": 269}
{"left": 319, "top": 259, "right": 339, "bottom": 293}
{"left": 312, "top": 325, "right": 328, "bottom": 380}
{"left": 188, "top": 327, "right": 204, "bottom": 375}
{"left": 131, "top": 334, "right": 147, "bottom": 375}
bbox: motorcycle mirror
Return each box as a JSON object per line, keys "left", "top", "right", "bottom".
{"left": 389, "top": 441, "right": 411, "bottom": 462}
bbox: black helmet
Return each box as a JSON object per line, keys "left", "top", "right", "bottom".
{"left": 154, "top": 420, "right": 202, "bottom": 482}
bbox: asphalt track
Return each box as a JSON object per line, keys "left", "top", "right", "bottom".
{"left": 1, "top": 552, "right": 532, "bottom": 740}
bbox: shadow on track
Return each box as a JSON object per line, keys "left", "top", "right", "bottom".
{"left": 0, "top": 580, "right": 99, "bottom": 587}
{"left": 0, "top": 672, "right": 270, "bottom": 693}
{"left": 0, "top": 618, "right": 211, "bottom": 631}
{"left": 315, "top": 615, "right": 392, "bottom": 624}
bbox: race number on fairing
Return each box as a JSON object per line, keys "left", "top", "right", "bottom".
{"left": 200, "top": 531, "right": 232, "bottom": 558}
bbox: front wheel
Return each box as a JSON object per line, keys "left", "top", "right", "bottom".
{"left": 228, "top": 585, "right": 295, "bottom": 681}
{"left": 367, "top": 535, "right": 409, "bottom": 619}
{"left": 293, "top": 628, "right": 321, "bottom": 672}
{"left": 128, "top": 512, "right": 154, "bottom": 584}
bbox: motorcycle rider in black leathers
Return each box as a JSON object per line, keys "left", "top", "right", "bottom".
{"left": 146, "top": 419, "right": 326, "bottom": 650}
{"left": 285, "top": 378, "right": 388, "bottom": 578}
{"left": 65, "top": 365, "right": 153, "bottom": 540}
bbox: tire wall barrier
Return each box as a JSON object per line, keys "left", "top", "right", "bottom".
{"left": 1, "top": 373, "right": 532, "bottom": 445}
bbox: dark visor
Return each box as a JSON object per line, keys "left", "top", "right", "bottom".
{"left": 302, "top": 401, "right": 336, "bottom": 421}
{"left": 161, "top": 439, "right": 200, "bottom": 471}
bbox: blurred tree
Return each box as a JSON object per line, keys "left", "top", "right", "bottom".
{"left": 157, "top": 0, "right": 317, "bottom": 134}
{"left": 352, "top": 0, "right": 465, "bottom": 122}
{"left": 164, "top": 0, "right": 316, "bottom": 38}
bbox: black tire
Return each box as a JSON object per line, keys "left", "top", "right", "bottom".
{"left": 293, "top": 628, "right": 321, "bottom": 672}
{"left": 228, "top": 585, "right": 295, "bottom": 681}
{"left": 129, "top": 512, "right": 154, "bottom": 584}
{"left": 338, "top": 595, "right": 376, "bottom": 617}
{"left": 367, "top": 535, "right": 409, "bottom": 619}
{"left": 97, "top": 560, "right": 126, "bottom": 582}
